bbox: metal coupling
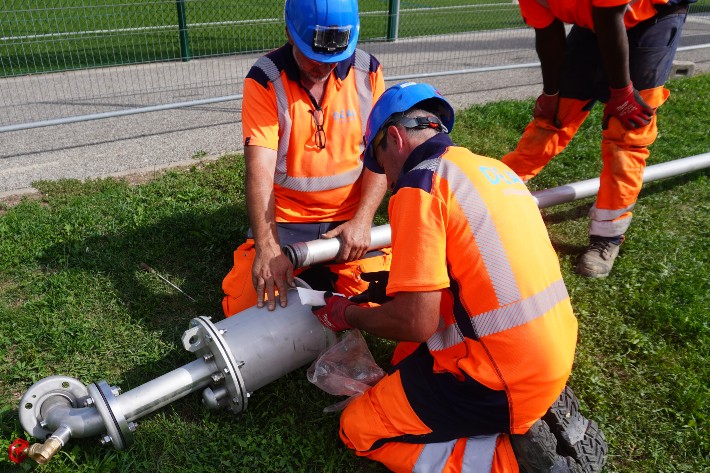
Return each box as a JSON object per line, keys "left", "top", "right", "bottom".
{"left": 26, "top": 437, "right": 63, "bottom": 465}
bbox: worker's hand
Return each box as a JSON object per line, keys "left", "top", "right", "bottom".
{"left": 252, "top": 248, "right": 294, "bottom": 310}
{"left": 350, "top": 271, "right": 392, "bottom": 304}
{"left": 533, "top": 91, "right": 560, "bottom": 126}
{"left": 312, "top": 293, "right": 356, "bottom": 332}
{"left": 321, "top": 219, "right": 371, "bottom": 263}
{"left": 603, "top": 84, "right": 654, "bottom": 130}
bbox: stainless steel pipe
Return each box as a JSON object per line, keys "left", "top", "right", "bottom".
{"left": 532, "top": 152, "right": 710, "bottom": 208}
{"left": 282, "top": 153, "right": 710, "bottom": 266}
{"left": 283, "top": 224, "right": 392, "bottom": 268}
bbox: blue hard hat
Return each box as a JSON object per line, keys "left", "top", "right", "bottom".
{"left": 363, "top": 82, "right": 455, "bottom": 173}
{"left": 285, "top": 0, "right": 360, "bottom": 64}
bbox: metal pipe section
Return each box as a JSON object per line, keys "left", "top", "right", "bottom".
{"left": 532, "top": 152, "right": 710, "bottom": 208}
{"left": 283, "top": 224, "right": 392, "bottom": 268}
{"left": 115, "top": 358, "right": 215, "bottom": 422}
{"left": 282, "top": 153, "right": 710, "bottom": 266}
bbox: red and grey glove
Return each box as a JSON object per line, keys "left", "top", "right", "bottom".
{"left": 603, "top": 84, "right": 654, "bottom": 130}
{"left": 534, "top": 92, "right": 559, "bottom": 121}
{"left": 312, "top": 292, "right": 356, "bottom": 332}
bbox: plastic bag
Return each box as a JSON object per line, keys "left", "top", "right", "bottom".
{"left": 307, "top": 329, "right": 385, "bottom": 413}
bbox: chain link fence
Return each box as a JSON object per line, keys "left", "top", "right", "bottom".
{"left": 1, "top": 0, "right": 709, "bottom": 132}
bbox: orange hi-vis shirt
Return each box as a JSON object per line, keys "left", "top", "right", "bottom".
{"left": 387, "top": 134, "right": 578, "bottom": 434}
{"left": 518, "top": 0, "right": 671, "bottom": 30}
{"left": 242, "top": 43, "right": 385, "bottom": 223}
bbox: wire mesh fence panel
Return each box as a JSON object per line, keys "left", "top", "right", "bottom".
{"left": 0, "top": 0, "right": 709, "bottom": 130}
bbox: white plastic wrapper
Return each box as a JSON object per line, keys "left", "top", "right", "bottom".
{"left": 296, "top": 287, "right": 344, "bottom": 306}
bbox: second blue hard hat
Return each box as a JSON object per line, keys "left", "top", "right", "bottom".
{"left": 363, "top": 82, "right": 455, "bottom": 174}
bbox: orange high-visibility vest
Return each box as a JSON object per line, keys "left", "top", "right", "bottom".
{"left": 387, "top": 134, "right": 578, "bottom": 434}
{"left": 242, "top": 43, "right": 385, "bottom": 223}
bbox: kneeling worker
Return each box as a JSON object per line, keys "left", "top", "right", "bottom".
{"left": 311, "top": 83, "right": 580, "bottom": 472}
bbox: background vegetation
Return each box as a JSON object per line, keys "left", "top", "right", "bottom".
{"left": 0, "top": 0, "right": 526, "bottom": 77}
{"left": 0, "top": 74, "right": 708, "bottom": 472}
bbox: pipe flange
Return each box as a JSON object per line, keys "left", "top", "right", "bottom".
{"left": 18, "top": 376, "right": 89, "bottom": 440}
{"left": 183, "top": 316, "right": 248, "bottom": 414}
{"left": 87, "top": 381, "right": 134, "bottom": 450}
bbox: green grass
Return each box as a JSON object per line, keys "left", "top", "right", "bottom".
{"left": 0, "top": 0, "right": 524, "bottom": 77}
{"left": 0, "top": 74, "right": 709, "bottom": 472}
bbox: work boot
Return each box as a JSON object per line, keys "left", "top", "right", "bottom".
{"left": 543, "top": 386, "right": 608, "bottom": 473}
{"left": 511, "top": 420, "right": 582, "bottom": 473}
{"left": 575, "top": 235, "right": 624, "bottom": 278}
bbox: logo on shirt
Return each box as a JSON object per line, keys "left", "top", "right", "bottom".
{"left": 479, "top": 166, "right": 523, "bottom": 186}
{"left": 333, "top": 109, "right": 357, "bottom": 122}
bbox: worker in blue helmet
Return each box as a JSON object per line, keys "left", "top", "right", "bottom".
{"left": 221, "top": 0, "right": 391, "bottom": 316}
{"left": 311, "top": 82, "right": 605, "bottom": 472}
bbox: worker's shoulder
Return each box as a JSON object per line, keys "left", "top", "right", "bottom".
{"left": 245, "top": 45, "right": 294, "bottom": 88}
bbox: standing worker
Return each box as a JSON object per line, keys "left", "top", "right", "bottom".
{"left": 503, "top": 0, "right": 694, "bottom": 277}
{"left": 311, "top": 83, "right": 604, "bottom": 472}
{"left": 222, "top": 0, "right": 390, "bottom": 315}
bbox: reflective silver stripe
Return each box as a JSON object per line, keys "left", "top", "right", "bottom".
{"left": 354, "top": 49, "right": 373, "bottom": 137}
{"left": 413, "top": 436, "right": 498, "bottom": 473}
{"left": 589, "top": 203, "right": 635, "bottom": 221}
{"left": 253, "top": 56, "right": 291, "bottom": 176}
{"left": 427, "top": 279, "right": 569, "bottom": 351}
{"left": 427, "top": 323, "right": 464, "bottom": 352}
{"left": 413, "top": 439, "right": 457, "bottom": 473}
{"left": 589, "top": 216, "right": 632, "bottom": 237}
{"left": 275, "top": 165, "right": 364, "bottom": 192}
{"left": 461, "top": 435, "right": 499, "bottom": 473}
{"left": 439, "top": 160, "right": 521, "bottom": 306}
{"left": 472, "top": 278, "right": 569, "bottom": 338}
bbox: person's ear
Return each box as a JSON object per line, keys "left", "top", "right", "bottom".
{"left": 388, "top": 125, "right": 405, "bottom": 153}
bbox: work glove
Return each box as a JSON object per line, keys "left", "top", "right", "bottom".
{"left": 603, "top": 84, "right": 654, "bottom": 130}
{"left": 312, "top": 292, "right": 356, "bottom": 332}
{"left": 533, "top": 91, "right": 560, "bottom": 124}
{"left": 350, "top": 271, "right": 392, "bottom": 304}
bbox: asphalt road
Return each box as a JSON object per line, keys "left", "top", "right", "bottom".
{"left": 1, "top": 20, "right": 709, "bottom": 198}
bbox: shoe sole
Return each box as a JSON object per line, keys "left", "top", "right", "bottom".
{"left": 511, "top": 419, "right": 573, "bottom": 473}
{"left": 543, "top": 387, "right": 608, "bottom": 473}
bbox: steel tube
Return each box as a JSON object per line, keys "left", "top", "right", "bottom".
{"left": 283, "top": 224, "right": 391, "bottom": 268}
{"left": 283, "top": 154, "right": 710, "bottom": 266}
{"left": 532, "top": 153, "right": 710, "bottom": 208}
{"left": 114, "top": 358, "right": 215, "bottom": 422}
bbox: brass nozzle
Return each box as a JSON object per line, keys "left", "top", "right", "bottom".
{"left": 27, "top": 437, "right": 63, "bottom": 465}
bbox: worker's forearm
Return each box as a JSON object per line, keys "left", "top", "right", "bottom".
{"left": 345, "top": 291, "right": 440, "bottom": 342}
{"left": 592, "top": 5, "right": 631, "bottom": 89}
{"left": 535, "top": 19, "right": 567, "bottom": 94}
{"left": 351, "top": 169, "right": 387, "bottom": 224}
{"left": 244, "top": 150, "right": 280, "bottom": 253}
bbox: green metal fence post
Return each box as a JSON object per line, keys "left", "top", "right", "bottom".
{"left": 176, "top": 0, "right": 191, "bottom": 61}
{"left": 387, "top": 0, "right": 400, "bottom": 42}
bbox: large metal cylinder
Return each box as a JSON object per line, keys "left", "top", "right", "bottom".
{"left": 182, "top": 286, "right": 336, "bottom": 414}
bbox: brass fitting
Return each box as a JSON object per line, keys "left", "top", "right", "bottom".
{"left": 27, "top": 437, "right": 63, "bottom": 465}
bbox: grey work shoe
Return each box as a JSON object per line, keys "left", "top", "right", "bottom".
{"left": 511, "top": 387, "right": 608, "bottom": 473}
{"left": 511, "top": 419, "right": 582, "bottom": 473}
{"left": 543, "top": 387, "right": 608, "bottom": 473}
{"left": 575, "top": 236, "right": 624, "bottom": 278}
